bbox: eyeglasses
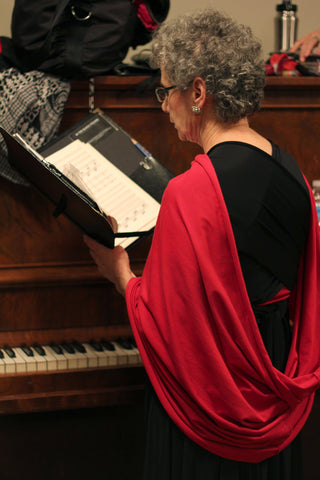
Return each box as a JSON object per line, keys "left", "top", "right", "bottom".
{"left": 155, "top": 85, "right": 177, "bottom": 103}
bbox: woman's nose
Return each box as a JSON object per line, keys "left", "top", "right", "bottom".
{"left": 161, "top": 98, "right": 169, "bottom": 113}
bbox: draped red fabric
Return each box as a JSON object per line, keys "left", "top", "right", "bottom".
{"left": 126, "top": 154, "right": 320, "bottom": 462}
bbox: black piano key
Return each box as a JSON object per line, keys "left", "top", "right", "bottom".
{"left": 89, "top": 340, "right": 103, "bottom": 352}
{"left": 3, "top": 345, "right": 16, "bottom": 358}
{"left": 50, "top": 343, "right": 63, "bottom": 355}
{"left": 71, "top": 341, "right": 86, "bottom": 354}
{"left": 116, "top": 338, "right": 133, "bottom": 350}
{"left": 20, "top": 344, "right": 34, "bottom": 357}
{"left": 101, "top": 339, "right": 115, "bottom": 351}
{"left": 32, "top": 343, "right": 46, "bottom": 356}
{"left": 130, "top": 337, "right": 137, "bottom": 348}
{"left": 61, "top": 342, "right": 75, "bottom": 354}
{"left": 0, "top": 349, "right": 4, "bottom": 359}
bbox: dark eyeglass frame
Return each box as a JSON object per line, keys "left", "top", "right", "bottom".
{"left": 155, "top": 85, "right": 177, "bottom": 103}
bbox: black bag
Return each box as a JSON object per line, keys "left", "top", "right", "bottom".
{"left": 8, "top": 0, "right": 170, "bottom": 79}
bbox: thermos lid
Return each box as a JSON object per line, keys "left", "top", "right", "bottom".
{"left": 276, "top": 1, "right": 297, "bottom": 12}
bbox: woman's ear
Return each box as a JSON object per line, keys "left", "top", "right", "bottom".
{"left": 192, "top": 77, "right": 207, "bottom": 107}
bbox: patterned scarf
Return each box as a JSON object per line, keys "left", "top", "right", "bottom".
{"left": 0, "top": 67, "right": 70, "bottom": 184}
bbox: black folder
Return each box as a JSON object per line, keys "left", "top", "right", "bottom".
{"left": 0, "top": 111, "right": 174, "bottom": 248}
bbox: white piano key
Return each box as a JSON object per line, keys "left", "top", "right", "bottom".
{"left": 30, "top": 347, "right": 47, "bottom": 372}
{"left": 15, "top": 347, "right": 37, "bottom": 372}
{"left": 60, "top": 345, "right": 79, "bottom": 369}
{"left": 113, "top": 341, "right": 135, "bottom": 364}
{"left": 116, "top": 341, "right": 141, "bottom": 365}
{"left": 109, "top": 342, "right": 127, "bottom": 366}
{"left": 129, "top": 340, "right": 142, "bottom": 364}
{"left": 129, "top": 346, "right": 141, "bottom": 364}
{"left": 127, "top": 341, "right": 142, "bottom": 364}
{"left": 11, "top": 348, "right": 28, "bottom": 373}
{"left": 136, "top": 348, "right": 142, "bottom": 364}
{"left": 40, "top": 346, "right": 58, "bottom": 371}
{"left": 96, "top": 344, "right": 117, "bottom": 366}
{"left": 87, "top": 341, "right": 114, "bottom": 366}
{"left": 0, "top": 356, "right": 6, "bottom": 374}
{"left": 81, "top": 343, "right": 100, "bottom": 368}
{"left": 45, "top": 346, "right": 68, "bottom": 370}
{"left": 1, "top": 351, "right": 16, "bottom": 373}
{"left": 129, "top": 346, "right": 142, "bottom": 365}
{"left": 71, "top": 349, "right": 88, "bottom": 369}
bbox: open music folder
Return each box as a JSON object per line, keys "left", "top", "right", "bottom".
{"left": 0, "top": 110, "right": 174, "bottom": 249}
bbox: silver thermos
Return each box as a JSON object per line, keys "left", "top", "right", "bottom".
{"left": 276, "top": 1, "right": 298, "bottom": 52}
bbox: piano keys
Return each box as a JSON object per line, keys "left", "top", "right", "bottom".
{"left": 0, "top": 339, "right": 142, "bottom": 374}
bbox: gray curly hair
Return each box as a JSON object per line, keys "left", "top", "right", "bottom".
{"left": 150, "top": 9, "right": 266, "bottom": 123}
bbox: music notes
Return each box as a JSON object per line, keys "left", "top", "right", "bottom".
{"left": 45, "top": 140, "right": 160, "bottom": 248}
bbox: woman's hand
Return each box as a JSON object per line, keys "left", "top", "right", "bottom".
{"left": 83, "top": 216, "right": 135, "bottom": 296}
{"left": 290, "top": 29, "right": 320, "bottom": 62}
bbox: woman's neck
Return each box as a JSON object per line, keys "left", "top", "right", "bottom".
{"left": 201, "top": 117, "right": 272, "bottom": 156}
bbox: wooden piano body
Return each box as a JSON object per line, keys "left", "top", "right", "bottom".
{"left": 0, "top": 76, "right": 319, "bottom": 479}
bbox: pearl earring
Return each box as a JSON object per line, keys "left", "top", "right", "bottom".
{"left": 192, "top": 105, "right": 201, "bottom": 114}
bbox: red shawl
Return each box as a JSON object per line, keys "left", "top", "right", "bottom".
{"left": 126, "top": 154, "right": 320, "bottom": 462}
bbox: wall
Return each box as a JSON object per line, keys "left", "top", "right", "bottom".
{"left": 0, "top": 0, "right": 319, "bottom": 61}
{"left": 168, "top": 0, "right": 320, "bottom": 60}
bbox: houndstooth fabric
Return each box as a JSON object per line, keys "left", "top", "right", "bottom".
{"left": 0, "top": 67, "right": 71, "bottom": 184}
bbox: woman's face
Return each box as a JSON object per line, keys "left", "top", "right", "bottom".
{"left": 160, "top": 70, "right": 199, "bottom": 144}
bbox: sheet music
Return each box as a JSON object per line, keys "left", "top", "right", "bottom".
{"left": 45, "top": 140, "right": 160, "bottom": 248}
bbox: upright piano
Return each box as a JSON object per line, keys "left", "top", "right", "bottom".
{"left": 0, "top": 76, "right": 319, "bottom": 480}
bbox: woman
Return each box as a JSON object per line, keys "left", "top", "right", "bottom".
{"left": 84, "top": 10, "right": 320, "bottom": 480}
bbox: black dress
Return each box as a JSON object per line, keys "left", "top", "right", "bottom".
{"left": 143, "top": 142, "right": 311, "bottom": 480}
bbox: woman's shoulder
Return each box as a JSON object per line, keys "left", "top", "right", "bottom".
{"left": 160, "top": 155, "right": 219, "bottom": 214}
{"left": 165, "top": 155, "right": 215, "bottom": 194}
